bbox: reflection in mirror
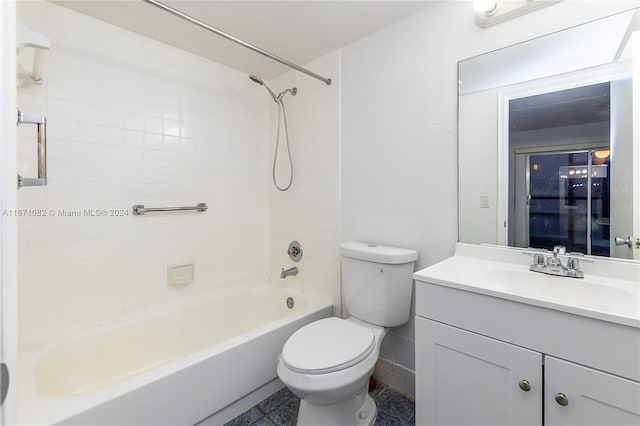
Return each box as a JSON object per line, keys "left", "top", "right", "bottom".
{"left": 458, "top": 8, "right": 640, "bottom": 260}
{"left": 509, "top": 83, "right": 611, "bottom": 256}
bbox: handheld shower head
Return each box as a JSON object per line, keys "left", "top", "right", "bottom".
{"left": 249, "top": 75, "right": 263, "bottom": 85}
{"left": 249, "top": 74, "right": 278, "bottom": 102}
{"left": 250, "top": 74, "right": 298, "bottom": 192}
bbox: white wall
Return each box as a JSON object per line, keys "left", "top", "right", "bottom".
{"left": 340, "top": 0, "right": 638, "bottom": 387}
{"left": 17, "top": 1, "right": 270, "bottom": 344}
{"left": 267, "top": 52, "right": 342, "bottom": 314}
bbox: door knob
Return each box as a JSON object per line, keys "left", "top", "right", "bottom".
{"left": 554, "top": 392, "right": 569, "bottom": 406}
{"left": 614, "top": 236, "right": 632, "bottom": 248}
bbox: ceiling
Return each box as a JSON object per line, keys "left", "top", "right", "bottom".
{"left": 510, "top": 82, "right": 611, "bottom": 132}
{"left": 54, "top": 1, "right": 433, "bottom": 82}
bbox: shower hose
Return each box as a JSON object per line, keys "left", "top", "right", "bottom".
{"left": 273, "top": 99, "right": 293, "bottom": 191}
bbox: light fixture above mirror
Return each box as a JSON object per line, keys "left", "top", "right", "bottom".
{"left": 474, "top": 0, "right": 562, "bottom": 28}
{"left": 473, "top": 0, "right": 498, "bottom": 14}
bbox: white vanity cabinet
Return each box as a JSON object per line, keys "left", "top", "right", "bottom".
{"left": 544, "top": 357, "right": 640, "bottom": 426}
{"left": 416, "top": 317, "right": 640, "bottom": 426}
{"left": 414, "top": 243, "right": 640, "bottom": 426}
{"left": 416, "top": 318, "right": 542, "bottom": 425}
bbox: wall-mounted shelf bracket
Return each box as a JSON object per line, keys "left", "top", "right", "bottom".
{"left": 16, "top": 16, "right": 50, "bottom": 85}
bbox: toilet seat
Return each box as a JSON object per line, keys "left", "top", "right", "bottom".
{"left": 281, "top": 317, "right": 375, "bottom": 375}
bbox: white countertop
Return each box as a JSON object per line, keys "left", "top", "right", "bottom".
{"left": 414, "top": 243, "right": 640, "bottom": 328}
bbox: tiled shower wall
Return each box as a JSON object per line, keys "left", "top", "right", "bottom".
{"left": 17, "top": 1, "right": 270, "bottom": 344}
{"left": 267, "top": 52, "right": 341, "bottom": 314}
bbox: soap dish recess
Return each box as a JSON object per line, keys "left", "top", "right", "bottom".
{"left": 167, "top": 263, "right": 194, "bottom": 286}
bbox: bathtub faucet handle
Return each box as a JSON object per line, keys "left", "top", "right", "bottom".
{"left": 287, "top": 241, "right": 303, "bottom": 262}
{"left": 281, "top": 266, "right": 299, "bottom": 279}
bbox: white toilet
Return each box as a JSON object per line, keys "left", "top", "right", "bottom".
{"left": 277, "top": 242, "right": 417, "bottom": 426}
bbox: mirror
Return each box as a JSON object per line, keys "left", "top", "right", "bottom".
{"left": 458, "top": 8, "right": 640, "bottom": 260}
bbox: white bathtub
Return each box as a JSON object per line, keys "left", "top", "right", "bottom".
{"left": 18, "top": 284, "right": 332, "bottom": 425}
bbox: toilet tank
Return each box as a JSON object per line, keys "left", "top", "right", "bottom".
{"left": 340, "top": 242, "right": 418, "bottom": 327}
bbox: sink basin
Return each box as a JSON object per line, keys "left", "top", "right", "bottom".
{"left": 414, "top": 243, "right": 640, "bottom": 328}
{"left": 483, "top": 268, "right": 637, "bottom": 310}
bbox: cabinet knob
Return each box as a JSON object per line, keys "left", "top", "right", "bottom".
{"left": 555, "top": 393, "right": 569, "bottom": 406}
{"left": 518, "top": 379, "right": 531, "bottom": 392}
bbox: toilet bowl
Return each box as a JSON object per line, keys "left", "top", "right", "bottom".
{"left": 277, "top": 242, "right": 417, "bottom": 426}
{"left": 277, "top": 317, "right": 386, "bottom": 425}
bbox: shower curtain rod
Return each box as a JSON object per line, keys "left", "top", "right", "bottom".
{"left": 142, "top": 0, "right": 332, "bottom": 85}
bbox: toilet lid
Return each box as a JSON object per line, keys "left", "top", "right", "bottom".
{"left": 281, "top": 317, "right": 375, "bottom": 375}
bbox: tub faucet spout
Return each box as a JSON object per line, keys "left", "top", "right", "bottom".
{"left": 281, "top": 266, "right": 298, "bottom": 279}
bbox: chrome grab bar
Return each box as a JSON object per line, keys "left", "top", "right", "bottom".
{"left": 17, "top": 109, "right": 47, "bottom": 189}
{"left": 132, "top": 203, "right": 208, "bottom": 215}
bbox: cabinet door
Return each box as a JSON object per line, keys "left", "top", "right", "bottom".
{"left": 545, "top": 356, "right": 640, "bottom": 425}
{"left": 416, "top": 317, "right": 542, "bottom": 426}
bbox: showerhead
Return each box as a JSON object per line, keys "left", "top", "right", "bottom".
{"left": 249, "top": 74, "right": 278, "bottom": 102}
{"left": 249, "top": 75, "right": 263, "bottom": 85}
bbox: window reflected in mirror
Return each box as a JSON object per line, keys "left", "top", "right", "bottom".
{"left": 508, "top": 83, "right": 612, "bottom": 256}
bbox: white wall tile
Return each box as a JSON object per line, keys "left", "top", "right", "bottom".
{"left": 47, "top": 98, "right": 74, "bottom": 120}
{"left": 101, "top": 127, "right": 123, "bottom": 146}
{"left": 373, "top": 364, "right": 390, "bottom": 388}
{"left": 143, "top": 132, "right": 163, "bottom": 151}
{"left": 387, "top": 371, "right": 406, "bottom": 395}
{"left": 268, "top": 52, "right": 341, "bottom": 310}
{"left": 17, "top": 1, "right": 269, "bottom": 343}
{"left": 375, "top": 357, "right": 415, "bottom": 398}
{"left": 144, "top": 116, "right": 163, "bottom": 135}
{"left": 123, "top": 130, "right": 143, "bottom": 148}
{"left": 163, "top": 103, "right": 180, "bottom": 122}
{"left": 74, "top": 102, "right": 100, "bottom": 125}
{"left": 74, "top": 122, "right": 100, "bottom": 144}
{"left": 46, "top": 118, "right": 74, "bottom": 140}
{"left": 405, "top": 379, "right": 416, "bottom": 400}
{"left": 100, "top": 108, "right": 123, "bottom": 129}
{"left": 163, "top": 119, "right": 180, "bottom": 137}
{"left": 123, "top": 113, "right": 144, "bottom": 131}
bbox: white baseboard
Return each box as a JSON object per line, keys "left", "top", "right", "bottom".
{"left": 373, "top": 357, "right": 416, "bottom": 399}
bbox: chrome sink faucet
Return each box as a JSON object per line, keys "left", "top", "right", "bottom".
{"left": 528, "top": 245, "right": 588, "bottom": 279}
{"left": 546, "top": 245, "right": 567, "bottom": 276}
{"left": 281, "top": 266, "right": 299, "bottom": 279}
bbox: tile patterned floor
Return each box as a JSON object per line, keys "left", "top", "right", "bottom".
{"left": 224, "top": 384, "right": 415, "bottom": 426}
